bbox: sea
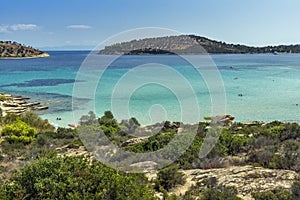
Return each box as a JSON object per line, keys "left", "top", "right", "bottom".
{"left": 0, "top": 51, "right": 300, "bottom": 127}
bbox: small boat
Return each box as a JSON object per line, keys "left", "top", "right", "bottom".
{"left": 68, "top": 124, "right": 80, "bottom": 128}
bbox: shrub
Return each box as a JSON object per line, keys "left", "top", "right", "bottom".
{"left": 0, "top": 153, "right": 157, "bottom": 200}
{"left": 292, "top": 177, "right": 300, "bottom": 199}
{"left": 40, "top": 127, "right": 76, "bottom": 140}
{"left": 0, "top": 154, "right": 4, "bottom": 162}
{"left": 155, "top": 164, "right": 186, "bottom": 191}
{"left": 253, "top": 135, "right": 278, "bottom": 148}
{"left": 98, "top": 111, "right": 120, "bottom": 138}
{"left": 67, "top": 139, "right": 83, "bottom": 149}
{"left": 130, "top": 117, "right": 140, "bottom": 126}
{"left": 79, "top": 111, "right": 98, "bottom": 125}
{"left": 124, "top": 132, "right": 175, "bottom": 153}
{"left": 0, "top": 94, "right": 6, "bottom": 101}
{"left": 0, "top": 107, "right": 2, "bottom": 123}
{"left": 202, "top": 186, "right": 242, "bottom": 200}
{"left": 1, "top": 120, "right": 37, "bottom": 144}
{"left": 220, "top": 129, "right": 252, "bottom": 155}
{"left": 279, "top": 123, "right": 300, "bottom": 141}
{"left": 20, "top": 112, "right": 55, "bottom": 133}
{"left": 252, "top": 189, "right": 293, "bottom": 200}
{"left": 120, "top": 117, "right": 141, "bottom": 134}
{"left": 1, "top": 113, "right": 19, "bottom": 125}
{"left": 56, "top": 127, "right": 75, "bottom": 139}
{"left": 1, "top": 112, "right": 54, "bottom": 133}
{"left": 36, "top": 134, "right": 48, "bottom": 146}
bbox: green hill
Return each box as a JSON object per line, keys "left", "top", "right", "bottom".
{"left": 99, "top": 35, "right": 300, "bottom": 55}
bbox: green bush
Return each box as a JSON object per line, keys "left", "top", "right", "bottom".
{"left": 98, "top": 111, "right": 120, "bottom": 138}
{"left": 0, "top": 107, "right": 2, "bottom": 123}
{"left": 41, "top": 127, "right": 76, "bottom": 139}
{"left": 20, "top": 112, "right": 55, "bottom": 133}
{"left": 0, "top": 94, "right": 6, "bottom": 101}
{"left": 176, "top": 134, "right": 204, "bottom": 169}
{"left": 0, "top": 154, "right": 4, "bottom": 162}
{"left": 201, "top": 186, "right": 242, "bottom": 200}
{"left": 249, "top": 140, "right": 300, "bottom": 170}
{"left": 279, "top": 123, "right": 300, "bottom": 141}
{"left": 292, "top": 177, "right": 300, "bottom": 199}
{"left": 252, "top": 189, "right": 293, "bottom": 200}
{"left": 155, "top": 164, "right": 185, "bottom": 192}
{"left": 183, "top": 183, "right": 241, "bottom": 200}
{"left": 119, "top": 117, "right": 141, "bottom": 134}
{"left": 220, "top": 129, "right": 252, "bottom": 155}
{"left": 36, "top": 134, "right": 48, "bottom": 146}
{"left": 130, "top": 117, "right": 140, "bottom": 126}
{"left": 1, "top": 113, "right": 19, "bottom": 125}
{"left": 1, "top": 112, "right": 54, "bottom": 133}
{"left": 0, "top": 153, "right": 157, "bottom": 200}
{"left": 125, "top": 132, "right": 175, "bottom": 153}
{"left": 79, "top": 111, "right": 98, "bottom": 126}
{"left": 67, "top": 139, "right": 83, "bottom": 149}
{"left": 1, "top": 120, "right": 37, "bottom": 144}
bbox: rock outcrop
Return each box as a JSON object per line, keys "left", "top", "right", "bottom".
{"left": 211, "top": 115, "right": 235, "bottom": 126}
{"left": 162, "top": 121, "right": 180, "bottom": 131}
{"left": 171, "top": 165, "right": 298, "bottom": 200}
{"left": 121, "top": 136, "right": 150, "bottom": 147}
{"left": 0, "top": 93, "right": 48, "bottom": 116}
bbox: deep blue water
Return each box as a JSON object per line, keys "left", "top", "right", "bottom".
{"left": 1, "top": 51, "right": 300, "bottom": 126}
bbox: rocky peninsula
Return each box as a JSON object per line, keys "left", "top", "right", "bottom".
{"left": 0, "top": 93, "right": 48, "bottom": 116}
{"left": 0, "top": 41, "right": 49, "bottom": 58}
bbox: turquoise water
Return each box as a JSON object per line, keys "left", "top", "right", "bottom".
{"left": 0, "top": 51, "right": 300, "bottom": 126}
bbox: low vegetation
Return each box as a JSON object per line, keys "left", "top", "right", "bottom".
{"left": 1, "top": 110, "right": 300, "bottom": 199}
{"left": 1, "top": 119, "right": 37, "bottom": 144}
{"left": 154, "top": 164, "right": 185, "bottom": 192}
{"left": 251, "top": 189, "right": 294, "bottom": 200}
{"left": 0, "top": 153, "right": 156, "bottom": 200}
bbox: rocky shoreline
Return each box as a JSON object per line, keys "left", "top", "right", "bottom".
{"left": 0, "top": 93, "right": 48, "bottom": 116}
{"left": 0, "top": 52, "right": 49, "bottom": 59}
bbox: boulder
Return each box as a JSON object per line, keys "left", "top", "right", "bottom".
{"left": 162, "top": 121, "right": 180, "bottom": 131}
{"left": 121, "top": 136, "right": 150, "bottom": 147}
{"left": 211, "top": 115, "right": 235, "bottom": 126}
{"left": 130, "top": 161, "right": 157, "bottom": 172}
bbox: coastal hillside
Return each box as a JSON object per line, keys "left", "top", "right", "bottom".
{"left": 99, "top": 35, "right": 300, "bottom": 54}
{"left": 1, "top": 110, "right": 300, "bottom": 199}
{"left": 0, "top": 41, "right": 49, "bottom": 58}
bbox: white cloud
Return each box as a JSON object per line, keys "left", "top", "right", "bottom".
{"left": 10, "top": 24, "right": 38, "bottom": 31}
{"left": 0, "top": 24, "right": 39, "bottom": 33}
{"left": 67, "top": 24, "right": 91, "bottom": 29}
{"left": 0, "top": 25, "right": 9, "bottom": 33}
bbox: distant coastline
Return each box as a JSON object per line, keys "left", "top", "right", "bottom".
{"left": 0, "top": 41, "right": 50, "bottom": 59}
{"left": 99, "top": 35, "right": 300, "bottom": 55}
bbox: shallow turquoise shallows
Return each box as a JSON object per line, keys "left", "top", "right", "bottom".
{"left": 0, "top": 51, "right": 300, "bottom": 126}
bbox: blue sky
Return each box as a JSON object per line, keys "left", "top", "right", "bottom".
{"left": 1, "top": 0, "right": 300, "bottom": 50}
